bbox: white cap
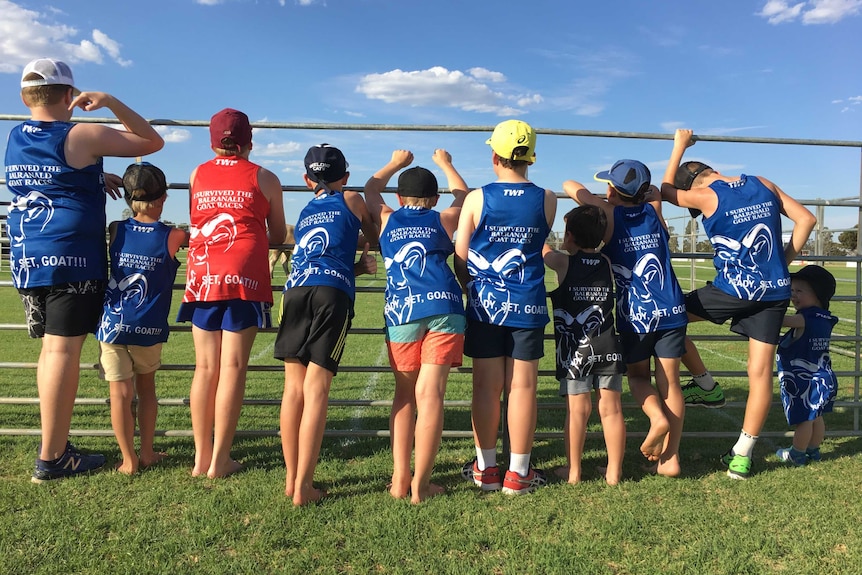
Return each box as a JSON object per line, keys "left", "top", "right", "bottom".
{"left": 21, "top": 58, "right": 76, "bottom": 89}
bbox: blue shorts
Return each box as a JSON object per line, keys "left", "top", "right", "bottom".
{"left": 620, "top": 326, "right": 687, "bottom": 363}
{"left": 464, "top": 318, "right": 545, "bottom": 361}
{"left": 176, "top": 299, "right": 271, "bottom": 332}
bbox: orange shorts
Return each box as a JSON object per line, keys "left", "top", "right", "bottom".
{"left": 386, "top": 314, "right": 465, "bottom": 371}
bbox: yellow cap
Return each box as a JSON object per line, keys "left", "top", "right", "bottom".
{"left": 485, "top": 119, "right": 536, "bottom": 163}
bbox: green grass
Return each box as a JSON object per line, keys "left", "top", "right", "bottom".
{"left": 2, "top": 260, "right": 862, "bottom": 574}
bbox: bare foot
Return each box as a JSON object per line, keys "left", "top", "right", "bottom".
{"left": 191, "top": 454, "right": 211, "bottom": 477}
{"left": 411, "top": 482, "right": 444, "bottom": 504}
{"left": 207, "top": 458, "right": 243, "bottom": 479}
{"left": 294, "top": 486, "right": 328, "bottom": 506}
{"left": 597, "top": 465, "right": 621, "bottom": 486}
{"left": 139, "top": 451, "right": 167, "bottom": 468}
{"left": 554, "top": 465, "right": 580, "bottom": 484}
{"left": 114, "top": 459, "right": 138, "bottom": 475}
{"left": 388, "top": 475, "right": 411, "bottom": 499}
{"left": 656, "top": 456, "right": 681, "bottom": 478}
{"left": 640, "top": 418, "right": 669, "bottom": 461}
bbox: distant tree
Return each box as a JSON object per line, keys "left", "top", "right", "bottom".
{"left": 667, "top": 225, "right": 680, "bottom": 253}
{"left": 839, "top": 225, "right": 858, "bottom": 254}
{"left": 682, "top": 219, "right": 699, "bottom": 253}
{"left": 696, "top": 239, "right": 713, "bottom": 253}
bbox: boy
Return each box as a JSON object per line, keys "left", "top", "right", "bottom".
{"left": 5, "top": 58, "right": 163, "bottom": 482}
{"left": 178, "top": 108, "right": 287, "bottom": 478}
{"left": 97, "top": 162, "right": 186, "bottom": 474}
{"left": 567, "top": 160, "right": 687, "bottom": 477}
{"left": 276, "top": 144, "right": 378, "bottom": 506}
{"left": 543, "top": 205, "right": 626, "bottom": 485}
{"left": 775, "top": 265, "right": 838, "bottom": 466}
{"left": 364, "top": 148, "right": 469, "bottom": 503}
{"left": 661, "top": 128, "right": 816, "bottom": 479}
{"left": 455, "top": 119, "right": 557, "bottom": 495}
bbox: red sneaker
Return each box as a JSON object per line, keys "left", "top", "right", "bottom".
{"left": 502, "top": 467, "right": 547, "bottom": 495}
{"left": 461, "top": 458, "right": 501, "bottom": 491}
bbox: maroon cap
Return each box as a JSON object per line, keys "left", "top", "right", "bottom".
{"left": 210, "top": 108, "right": 252, "bottom": 148}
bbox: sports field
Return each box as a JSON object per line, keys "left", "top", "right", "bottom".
{"left": 1, "top": 257, "right": 861, "bottom": 574}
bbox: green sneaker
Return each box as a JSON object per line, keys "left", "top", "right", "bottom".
{"left": 720, "top": 451, "right": 751, "bottom": 480}
{"left": 682, "top": 380, "right": 726, "bottom": 408}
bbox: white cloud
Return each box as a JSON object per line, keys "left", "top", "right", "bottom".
{"left": 468, "top": 68, "right": 506, "bottom": 83}
{"left": 758, "top": 1, "right": 805, "bottom": 23}
{"left": 0, "top": 1, "right": 131, "bottom": 72}
{"left": 757, "top": 0, "right": 862, "bottom": 24}
{"left": 661, "top": 121, "right": 686, "bottom": 132}
{"left": 92, "top": 29, "right": 132, "bottom": 67}
{"left": 155, "top": 126, "right": 191, "bottom": 143}
{"left": 849, "top": 96, "right": 862, "bottom": 103}
{"left": 254, "top": 141, "right": 303, "bottom": 157}
{"left": 803, "top": 0, "right": 862, "bottom": 22}
{"left": 355, "top": 66, "right": 542, "bottom": 116}
{"left": 195, "top": 0, "right": 223, "bottom": 5}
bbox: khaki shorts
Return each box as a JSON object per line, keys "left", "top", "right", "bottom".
{"left": 99, "top": 341, "right": 163, "bottom": 382}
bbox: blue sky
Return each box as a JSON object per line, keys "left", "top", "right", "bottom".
{"left": 1, "top": 0, "right": 861, "bottom": 237}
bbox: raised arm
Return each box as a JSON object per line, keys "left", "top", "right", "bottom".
{"left": 65, "top": 92, "right": 164, "bottom": 168}
{"left": 363, "top": 149, "right": 413, "bottom": 233}
{"left": 563, "top": 180, "right": 614, "bottom": 244}
{"left": 454, "top": 191, "right": 482, "bottom": 292}
{"left": 432, "top": 149, "right": 469, "bottom": 207}
{"left": 660, "top": 129, "right": 718, "bottom": 217}
{"left": 435, "top": 149, "right": 471, "bottom": 239}
{"left": 759, "top": 175, "right": 817, "bottom": 265}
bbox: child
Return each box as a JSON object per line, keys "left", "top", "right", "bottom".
{"left": 6, "top": 58, "right": 163, "bottom": 482}
{"left": 364, "top": 149, "right": 469, "bottom": 503}
{"left": 455, "top": 119, "right": 557, "bottom": 495}
{"left": 178, "top": 108, "right": 287, "bottom": 478}
{"left": 566, "top": 160, "right": 687, "bottom": 478}
{"left": 275, "top": 144, "right": 378, "bottom": 506}
{"left": 775, "top": 265, "right": 838, "bottom": 465}
{"left": 543, "top": 205, "right": 626, "bottom": 485}
{"left": 97, "top": 162, "right": 186, "bottom": 474}
{"left": 661, "top": 128, "right": 816, "bottom": 479}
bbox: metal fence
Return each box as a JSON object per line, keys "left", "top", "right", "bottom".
{"left": 1, "top": 117, "right": 861, "bottom": 441}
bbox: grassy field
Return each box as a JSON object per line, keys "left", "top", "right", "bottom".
{"left": 1, "top": 258, "right": 862, "bottom": 574}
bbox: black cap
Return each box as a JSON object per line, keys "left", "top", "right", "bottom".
{"left": 397, "top": 167, "right": 439, "bottom": 198}
{"left": 123, "top": 162, "right": 167, "bottom": 202}
{"left": 304, "top": 144, "right": 348, "bottom": 189}
{"left": 674, "top": 161, "right": 712, "bottom": 191}
{"left": 791, "top": 265, "right": 836, "bottom": 309}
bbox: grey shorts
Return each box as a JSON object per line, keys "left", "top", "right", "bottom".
{"left": 559, "top": 373, "right": 624, "bottom": 396}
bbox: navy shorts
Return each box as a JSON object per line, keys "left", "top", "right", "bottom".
{"left": 18, "top": 280, "right": 105, "bottom": 338}
{"left": 176, "top": 299, "right": 271, "bottom": 332}
{"left": 273, "top": 286, "right": 354, "bottom": 375}
{"left": 686, "top": 284, "right": 788, "bottom": 344}
{"left": 464, "top": 318, "right": 545, "bottom": 361}
{"left": 620, "top": 325, "right": 687, "bottom": 363}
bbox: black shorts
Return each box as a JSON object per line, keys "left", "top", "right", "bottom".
{"left": 18, "top": 280, "right": 105, "bottom": 338}
{"left": 686, "top": 284, "right": 788, "bottom": 344}
{"left": 464, "top": 318, "right": 545, "bottom": 361}
{"left": 620, "top": 326, "right": 687, "bottom": 364}
{"left": 273, "top": 285, "right": 354, "bottom": 375}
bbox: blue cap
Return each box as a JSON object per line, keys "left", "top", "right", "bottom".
{"left": 594, "top": 159, "right": 651, "bottom": 198}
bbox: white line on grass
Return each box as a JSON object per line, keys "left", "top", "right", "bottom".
{"left": 340, "top": 343, "right": 389, "bottom": 447}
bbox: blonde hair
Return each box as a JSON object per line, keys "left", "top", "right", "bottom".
{"left": 20, "top": 73, "right": 69, "bottom": 107}
{"left": 400, "top": 196, "right": 436, "bottom": 209}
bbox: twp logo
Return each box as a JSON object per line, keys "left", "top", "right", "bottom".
{"left": 503, "top": 189, "right": 524, "bottom": 196}
{"left": 215, "top": 159, "right": 238, "bottom": 166}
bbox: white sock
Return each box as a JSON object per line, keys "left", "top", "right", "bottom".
{"left": 732, "top": 430, "right": 758, "bottom": 458}
{"left": 509, "top": 452, "right": 531, "bottom": 477}
{"left": 693, "top": 372, "right": 716, "bottom": 391}
{"left": 476, "top": 448, "right": 497, "bottom": 470}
